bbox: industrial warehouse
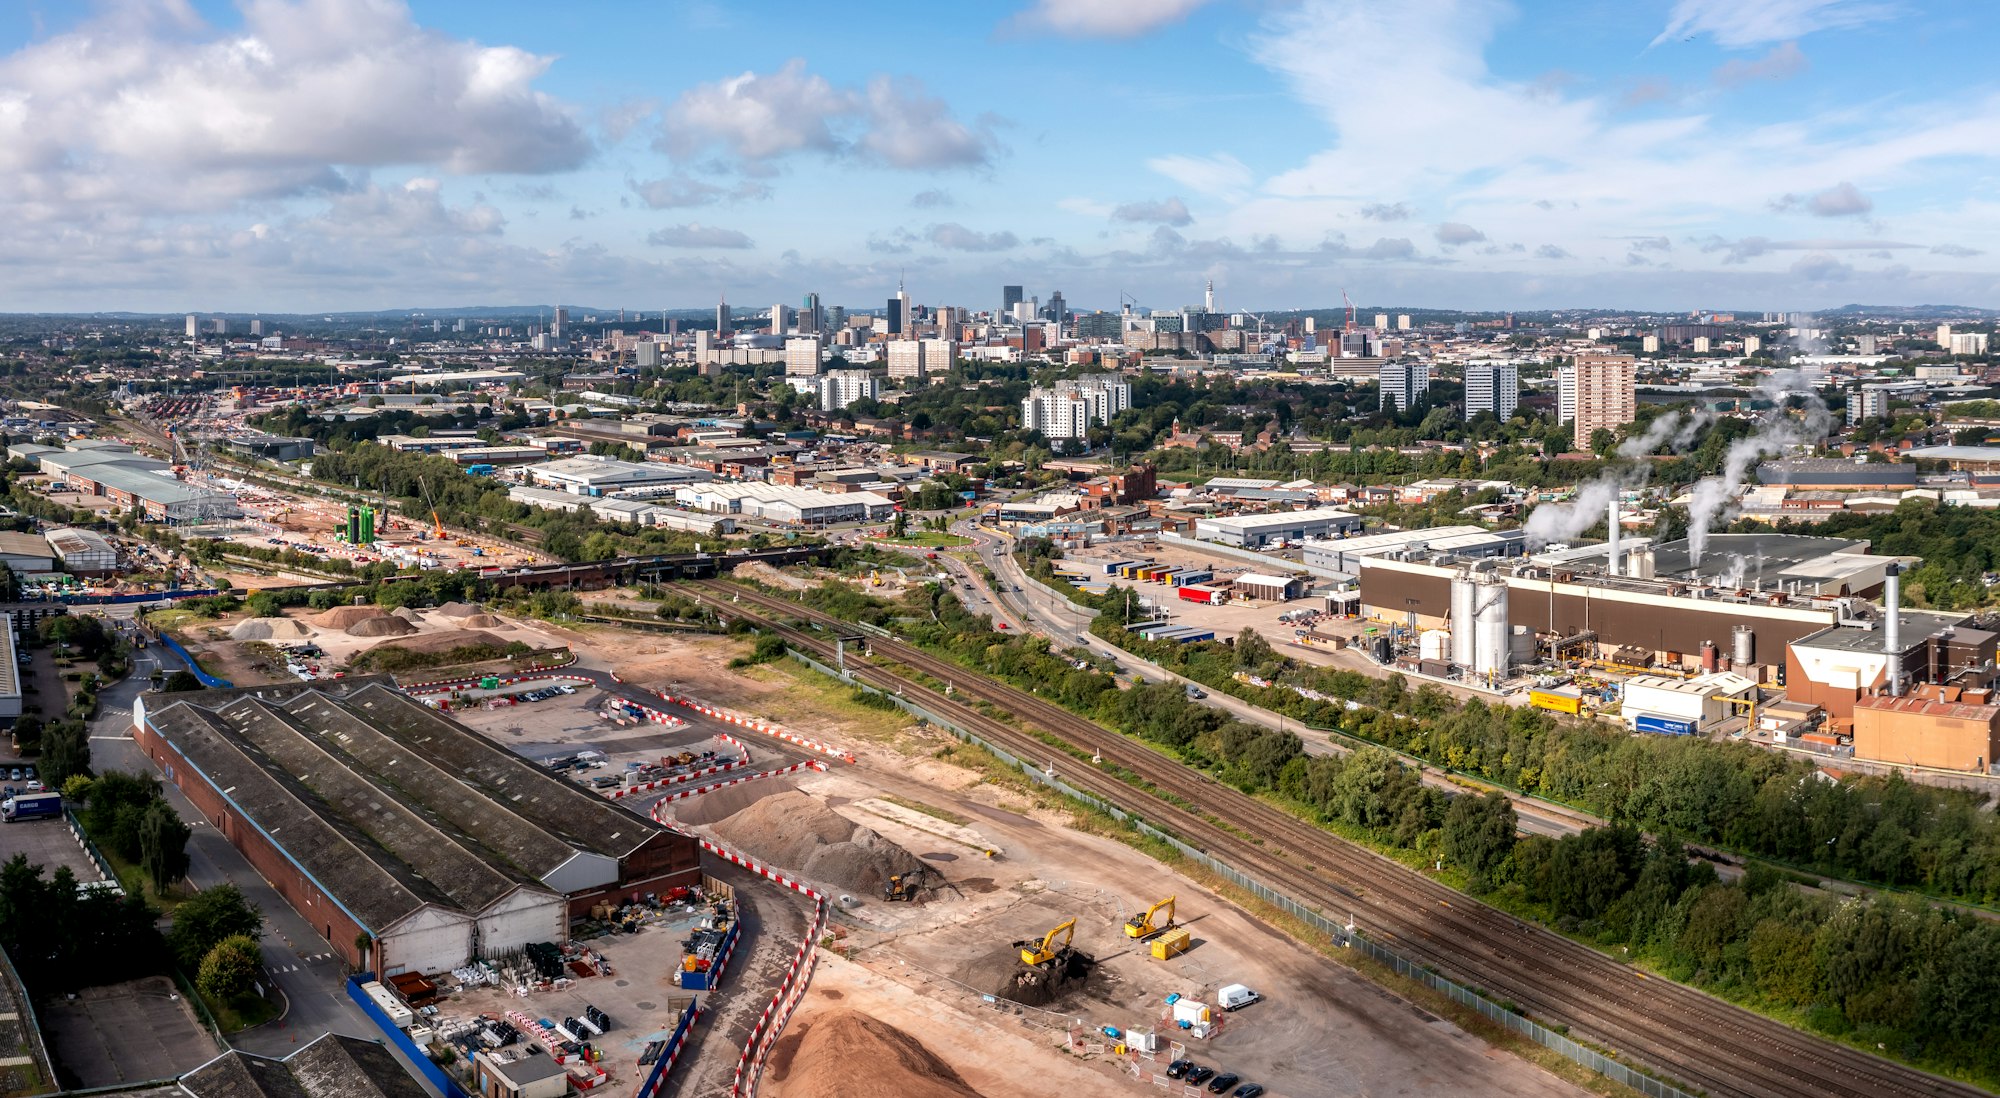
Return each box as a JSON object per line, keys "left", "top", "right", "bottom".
{"left": 130, "top": 678, "right": 699, "bottom": 977}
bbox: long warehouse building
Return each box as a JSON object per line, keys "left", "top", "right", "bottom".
{"left": 132, "top": 678, "right": 699, "bottom": 977}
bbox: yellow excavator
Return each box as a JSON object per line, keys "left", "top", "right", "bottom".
{"left": 1124, "top": 896, "right": 1176, "bottom": 940}
{"left": 1017, "top": 919, "right": 1077, "bottom": 967}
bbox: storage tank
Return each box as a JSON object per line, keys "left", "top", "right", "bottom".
{"left": 1731, "top": 625, "right": 1755, "bottom": 672}
{"left": 358, "top": 506, "right": 375, "bottom": 544}
{"left": 346, "top": 506, "right": 360, "bottom": 544}
{"left": 1472, "top": 578, "right": 1510, "bottom": 678}
{"left": 1419, "top": 629, "right": 1450, "bottom": 661}
{"left": 1510, "top": 625, "right": 1535, "bottom": 667}
{"left": 1700, "top": 640, "right": 1719, "bottom": 673}
{"left": 1449, "top": 573, "right": 1478, "bottom": 668}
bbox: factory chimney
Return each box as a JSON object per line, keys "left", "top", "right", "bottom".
{"left": 1605, "top": 495, "right": 1621, "bottom": 578}
{"left": 1884, "top": 562, "right": 1904, "bottom": 696}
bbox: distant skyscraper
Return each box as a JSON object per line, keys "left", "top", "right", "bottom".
{"left": 1849, "top": 385, "right": 1889, "bottom": 424}
{"left": 1463, "top": 362, "right": 1519, "bottom": 419}
{"left": 184, "top": 314, "right": 199, "bottom": 338}
{"left": 552, "top": 307, "right": 567, "bottom": 340}
{"left": 771, "top": 303, "right": 792, "bottom": 335}
{"left": 1374, "top": 313, "right": 1390, "bottom": 331}
{"left": 250, "top": 319, "right": 264, "bottom": 337}
{"left": 1566, "top": 354, "right": 1637, "bottom": 446}
{"left": 211, "top": 318, "right": 228, "bottom": 335}
{"left": 827, "top": 305, "right": 846, "bottom": 330}
{"left": 715, "top": 298, "right": 730, "bottom": 337}
{"left": 1046, "top": 290, "right": 1067, "bottom": 328}
{"left": 1204, "top": 279, "right": 1214, "bottom": 312}
{"left": 1002, "top": 284, "right": 1023, "bottom": 319}
{"left": 1377, "top": 361, "right": 1430, "bottom": 412}
{"left": 1396, "top": 314, "right": 1412, "bottom": 331}
{"left": 800, "top": 292, "right": 821, "bottom": 334}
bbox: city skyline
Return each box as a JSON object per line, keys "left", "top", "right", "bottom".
{"left": 3, "top": 0, "right": 1998, "bottom": 313}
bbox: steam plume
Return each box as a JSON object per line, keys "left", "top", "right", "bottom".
{"left": 1685, "top": 367, "right": 1832, "bottom": 565}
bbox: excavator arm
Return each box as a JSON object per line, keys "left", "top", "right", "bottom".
{"left": 1125, "top": 896, "right": 1176, "bottom": 939}
{"left": 1019, "top": 918, "right": 1077, "bottom": 966}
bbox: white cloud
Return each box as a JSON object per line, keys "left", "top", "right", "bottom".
{"left": 1360, "top": 202, "right": 1415, "bottom": 220}
{"left": 1809, "top": 181, "right": 1873, "bottom": 217}
{"left": 1147, "top": 152, "right": 1252, "bottom": 196}
{"left": 1535, "top": 244, "right": 1572, "bottom": 259}
{"left": 0, "top": 0, "right": 588, "bottom": 223}
{"left": 630, "top": 176, "right": 769, "bottom": 209}
{"left": 647, "top": 223, "right": 755, "bottom": 248}
{"left": 1008, "top": 0, "right": 1212, "bottom": 38}
{"left": 1932, "top": 243, "right": 1984, "bottom": 257}
{"left": 1656, "top": 0, "right": 1894, "bottom": 48}
{"left": 659, "top": 61, "right": 995, "bottom": 171}
{"left": 911, "top": 189, "right": 955, "bottom": 208}
{"left": 1790, "top": 253, "right": 1853, "bottom": 280}
{"left": 1435, "top": 221, "right": 1486, "bottom": 245}
{"left": 1112, "top": 197, "right": 1194, "bottom": 225}
{"left": 1714, "top": 42, "right": 1808, "bottom": 86}
{"left": 928, "top": 223, "right": 1020, "bottom": 251}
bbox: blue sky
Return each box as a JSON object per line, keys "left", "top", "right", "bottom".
{"left": 2, "top": 0, "right": 1996, "bottom": 314}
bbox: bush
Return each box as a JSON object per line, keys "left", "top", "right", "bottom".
{"left": 196, "top": 934, "right": 262, "bottom": 1002}
{"left": 168, "top": 884, "right": 264, "bottom": 973}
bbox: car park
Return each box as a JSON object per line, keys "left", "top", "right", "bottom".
{"left": 1206, "top": 1074, "right": 1239, "bottom": 1094}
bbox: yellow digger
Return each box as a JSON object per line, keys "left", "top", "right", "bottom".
{"left": 1017, "top": 919, "right": 1077, "bottom": 967}
{"left": 1124, "top": 896, "right": 1176, "bottom": 940}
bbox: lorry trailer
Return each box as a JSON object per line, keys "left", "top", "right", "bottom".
{"left": 2, "top": 792, "right": 61, "bottom": 822}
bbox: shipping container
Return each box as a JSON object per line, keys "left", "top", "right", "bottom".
{"left": 1151, "top": 927, "right": 1192, "bottom": 960}
{"left": 1633, "top": 714, "right": 1697, "bottom": 736}
{"left": 1529, "top": 688, "right": 1582, "bottom": 716}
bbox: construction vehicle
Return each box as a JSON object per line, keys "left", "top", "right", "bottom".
{"left": 419, "top": 476, "right": 448, "bottom": 541}
{"left": 883, "top": 867, "right": 936, "bottom": 903}
{"left": 1124, "top": 896, "right": 1176, "bottom": 940}
{"left": 1017, "top": 918, "right": 1077, "bottom": 968}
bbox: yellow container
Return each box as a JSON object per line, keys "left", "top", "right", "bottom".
{"left": 1151, "top": 928, "right": 1192, "bottom": 960}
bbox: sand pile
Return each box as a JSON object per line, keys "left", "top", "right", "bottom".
{"left": 346, "top": 615, "right": 418, "bottom": 638}
{"left": 709, "top": 790, "right": 922, "bottom": 896}
{"left": 314, "top": 605, "right": 387, "bottom": 629}
{"left": 764, "top": 1009, "right": 982, "bottom": 1098}
{"left": 434, "top": 601, "right": 481, "bottom": 618}
{"left": 391, "top": 607, "right": 423, "bottom": 622}
{"left": 230, "top": 617, "right": 313, "bottom": 642}
{"left": 958, "top": 943, "right": 1093, "bottom": 1007}
{"left": 367, "top": 630, "right": 510, "bottom": 656}
{"left": 459, "top": 613, "right": 505, "bottom": 629}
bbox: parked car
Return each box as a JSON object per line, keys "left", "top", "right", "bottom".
{"left": 1165, "top": 1060, "right": 1193, "bottom": 1080}
{"left": 1206, "top": 1074, "right": 1240, "bottom": 1094}
{"left": 1232, "top": 1085, "right": 1264, "bottom": 1098}
{"left": 1185, "top": 1066, "right": 1215, "bottom": 1085}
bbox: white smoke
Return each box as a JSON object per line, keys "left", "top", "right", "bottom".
{"left": 1523, "top": 476, "right": 1621, "bottom": 549}
{"left": 1616, "top": 408, "right": 1715, "bottom": 459}
{"left": 1685, "top": 367, "right": 1834, "bottom": 565}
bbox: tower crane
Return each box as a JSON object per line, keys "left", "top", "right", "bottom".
{"left": 1342, "top": 288, "right": 1359, "bottom": 333}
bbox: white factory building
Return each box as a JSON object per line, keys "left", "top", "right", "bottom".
{"left": 522, "top": 455, "right": 711, "bottom": 496}
{"left": 1194, "top": 506, "right": 1364, "bottom": 549}
{"left": 506, "top": 486, "right": 735, "bottom": 534}
{"left": 1619, "top": 673, "right": 1758, "bottom": 735}
{"left": 674, "top": 483, "right": 897, "bottom": 526}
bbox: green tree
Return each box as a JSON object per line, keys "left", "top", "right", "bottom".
{"left": 244, "top": 592, "right": 282, "bottom": 618}
{"left": 161, "top": 670, "right": 203, "bottom": 692}
{"left": 10, "top": 714, "right": 41, "bottom": 753}
{"left": 139, "top": 800, "right": 191, "bottom": 892}
{"left": 167, "top": 884, "right": 264, "bottom": 973}
{"left": 41, "top": 719, "right": 90, "bottom": 788}
{"left": 196, "top": 934, "right": 262, "bottom": 1002}
{"left": 1442, "top": 791, "right": 1517, "bottom": 891}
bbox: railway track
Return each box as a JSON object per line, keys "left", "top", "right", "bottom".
{"left": 686, "top": 579, "right": 1985, "bottom": 1098}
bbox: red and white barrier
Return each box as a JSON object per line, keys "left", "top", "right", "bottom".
{"left": 405, "top": 671, "right": 594, "bottom": 696}
{"left": 401, "top": 654, "right": 579, "bottom": 692}
{"left": 606, "top": 734, "right": 752, "bottom": 799}
{"left": 655, "top": 761, "right": 827, "bottom": 805}
{"left": 508, "top": 1010, "right": 568, "bottom": 1063}
{"left": 653, "top": 691, "right": 856, "bottom": 764}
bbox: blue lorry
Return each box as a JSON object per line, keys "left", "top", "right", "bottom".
{"left": 2, "top": 792, "right": 61, "bottom": 822}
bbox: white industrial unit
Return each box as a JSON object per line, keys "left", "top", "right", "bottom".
{"left": 1620, "top": 672, "right": 1756, "bottom": 734}
{"left": 378, "top": 907, "right": 476, "bottom": 978}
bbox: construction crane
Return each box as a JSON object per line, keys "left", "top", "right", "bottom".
{"left": 1124, "top": 896, "right": 1176, "bottom": 940}
{"left": 1017, "top": 918, "right": 1077, "bottom": 967}
{"left": 419, "top": 475, "right": 447, "bottom": 540}
{"left": 1341, "top": 288, "right": 1358, "bottom": 333}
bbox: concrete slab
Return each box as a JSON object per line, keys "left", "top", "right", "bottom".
{"left": 40, "top": 976, "right": 216, "bottom": 1089}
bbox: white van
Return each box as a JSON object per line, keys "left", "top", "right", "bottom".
{"left": 1216, "top": 983, "right": 1261, "bottom": 1011}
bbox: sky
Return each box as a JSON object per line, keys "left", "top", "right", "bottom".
{"left": 3, "top": 0, "right": 1998, "bottom": 315}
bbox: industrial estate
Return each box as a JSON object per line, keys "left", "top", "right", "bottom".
{"left": 6, "top": 4, "right": 2000, "bottom": 1098}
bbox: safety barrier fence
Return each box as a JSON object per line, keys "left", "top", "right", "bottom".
{"left": 155, "top": 634, "right": 232, "bottom": 689}
{"left": 652, "top": 690, "right": 856, "bottom": 763}
{"left": 605, "top": 734, "right": 751, "bottom": 799}
{"left": 630, "top": 1000, "right": 702, "bottom": 1098}
{"left": 654, "top": 760, "right": 827, "bottom": 805}
{"left": 786, "top": 651, "right": 1701, "bottom": 1098}
{"left": 348, "top": 973, "right": 471, "bottom": 1098}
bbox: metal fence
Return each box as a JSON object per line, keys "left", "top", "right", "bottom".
{"left": 785, "top": 650, "right": 1699, "bottom": 1098}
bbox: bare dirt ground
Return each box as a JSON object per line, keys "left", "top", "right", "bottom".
{"left": 557, "top": 615, "right": 1587, "bottom": 1098}
{"left": 162, "top": 604, "right": 561, "bottom": 688}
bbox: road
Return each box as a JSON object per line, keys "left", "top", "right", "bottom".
{"left": 937, "top": 519, "right": 1595, "bottom": 840}
{"left": 85, "top": 614, "right": 430, "bottom": 1080}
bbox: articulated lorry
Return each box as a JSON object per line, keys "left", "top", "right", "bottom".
{"left": 2, "top": 792, "right": 61, "bottom": 822}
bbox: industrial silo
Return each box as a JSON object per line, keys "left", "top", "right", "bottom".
{"left": 1450, "top": 572, "right": 1478, "bottom": 668}
{"left": 1473, "top": 578, "right": 1511, "bottom": 678}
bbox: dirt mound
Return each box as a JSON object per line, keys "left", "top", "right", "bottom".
{"left": 391, "top": 607, "right": 423, "bottom": 621}
{"left": 958, "top": 943, "right": 1093, "bottom": 1008}
{"left": 365, "top": 629, "right": 511, "bottom": 656}
{"left": 708, "top": 789, "right": 922, "bottom": 896}
{"left": 313, "top": 605, "right": 386, "bottom": 628}
{"left": 434, "top": 601, "right": 481, "bottom": 618}
{"left": 459, "top": 613, "right": 505, "bottom": 629}
{"left": 346, "top": 615, "right": 418, "bottom": 638}
{"left": 229, "top": 617, "right": 312, "bottom": 642}
{"left": 765, "top": 1009, "right": 981, "bottom": 1098}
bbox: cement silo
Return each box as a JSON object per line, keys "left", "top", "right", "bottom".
{"left": 1473, "top": 577, "right": 1511, "bottom": 678}
{"left": 1731, "top": 625, "right": 1755, "bottom": 675}
{"left": 1450, "top": 572, "right": 1478, "bottom": 668}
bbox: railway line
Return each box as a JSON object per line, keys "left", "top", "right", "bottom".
{"left": 685, "top": 579, "right": 1985, "bottom": 1098}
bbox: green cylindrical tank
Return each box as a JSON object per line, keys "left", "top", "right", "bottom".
{"left": 359, "top": 506, "right": 375, "bottom": 544}
{"left": 346, "top": 506, "right": 359, "bottom": 544}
